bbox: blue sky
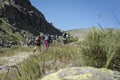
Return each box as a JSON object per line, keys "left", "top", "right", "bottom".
{"left": 29, "top": 0, "right": 120, "bottom": 30}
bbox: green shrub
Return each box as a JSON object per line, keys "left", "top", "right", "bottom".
{"left": 67, "top": 37, "right": 78, "bottom": 43}
{"left": 80, "top": 28, "right": 120, "bottom": 71}
{"left": 80, "top": 28, "right": 107, "bottom": 67}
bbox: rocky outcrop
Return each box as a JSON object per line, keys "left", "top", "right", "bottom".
{"left": 41, "top": 67, "right": 120, "bottom": 80}
{"left": 0, "top": 0, "right": 61, "bottom": 35}
{"left": 0, "top": 0, "right": 61, "bottom": 47}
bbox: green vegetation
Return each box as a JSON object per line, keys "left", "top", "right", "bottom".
{"left": 0, "top": 28, "right": 119, "bottom": 80}
{"left": 0, "top": 18, "right": 25, "bottom": 44}
{"left": 67, "top": 37, "right": 78, "bottom": 43}
{"left": 0, "top": 44, "right": 81, "bottom": 80}
{"left": 0, "top": 46, "right": 33, "bottom": 57}
{"left": 80, "top": 28, "right": 120, "bottom": 71}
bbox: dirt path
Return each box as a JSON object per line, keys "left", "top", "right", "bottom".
{"left": 0, "top": 52, "right": 33, "bottom": 72}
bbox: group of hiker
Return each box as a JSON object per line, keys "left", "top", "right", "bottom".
{"left": 33, "top": 32, "right": 69, "bottom": 53}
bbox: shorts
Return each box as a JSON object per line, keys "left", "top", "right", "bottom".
{"left": 36, "top": 42, "right": 41, "bottom": 46}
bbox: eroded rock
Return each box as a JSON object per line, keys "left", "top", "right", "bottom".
{"left": 41, "top": 67, "right": 120, "bottom": 80}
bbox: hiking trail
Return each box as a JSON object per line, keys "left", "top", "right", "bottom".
{"left": 0, "top": 51, "right": 33, "bottom": 72}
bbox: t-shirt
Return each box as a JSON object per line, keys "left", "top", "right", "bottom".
{"left": 45, "top": 36, "right": 49, "bottom": 41}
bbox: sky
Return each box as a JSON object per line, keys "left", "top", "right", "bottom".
{"left": 29, "top": 0, "right": 120, "bottom": 31}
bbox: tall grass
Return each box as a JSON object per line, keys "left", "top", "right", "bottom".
{"left": 0, "top": 46, "right": 33, "bottom": 57}
{"left": 0, "top": 29, "right": 120, "bottom": 80}
{"left": 80, "top": 28, "right": 120, "bottom": 71}
{"left": 0, "top": 43, "right": 82, "bottom": 80}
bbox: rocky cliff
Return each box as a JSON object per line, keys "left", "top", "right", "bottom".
{"left": 0, "top": 0, "right": 61, "bottom": 47}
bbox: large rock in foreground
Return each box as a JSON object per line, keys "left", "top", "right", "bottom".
{"left": 40, "top": 67, "right": 120, "bottom": 80}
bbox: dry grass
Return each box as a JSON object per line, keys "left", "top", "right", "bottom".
{"left": 0, "top": 28, "right": 120, "bottom": 80}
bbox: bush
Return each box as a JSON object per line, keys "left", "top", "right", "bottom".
{"left": 80, "top": 28, "right": 120, "bottom": 71}
{"left": 67, "top": 37, "right": 78, "bottom": 43}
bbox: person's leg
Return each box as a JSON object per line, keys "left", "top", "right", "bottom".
{"left": 45, "top": 41, "right": 49, "bottom": 50}
{"left": 64, "top": 40, "right": 67, "bottom": 45}
{"left": 62, "top": 40, "right": 64, "bottom": 46}
{"left": 38, "top": 43, "right": 41, "bottom": 52}
{"left": 47, "top": 42, "right": 50, "bottom": 48}
{"left": 34, "top": 46, "right": 37, "bottom": 52}
{"left": 63, "top": 40, "right": 65, "bottom": 46}
{"left": 45, "top": 41, "right": 47, "bottom": 50}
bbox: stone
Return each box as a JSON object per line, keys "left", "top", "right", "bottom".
{"left": 40, "top": 67, "right": 120, "bottom": 80}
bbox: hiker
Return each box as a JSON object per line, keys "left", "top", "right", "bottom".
{"left": 62, "top": 32, "right": 68, "bottom": 45}
{"left": 44, "top": 34, "right": 51, "bottom": 50}
{"left": 34, "top": 33, "right": 44, "bottom": 53}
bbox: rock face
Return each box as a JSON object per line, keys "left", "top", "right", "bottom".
{"left": 0, "top": 0, "right": 61, "bottom": 47}
{"left": 41, "top": 67, "right": 120, "bottom": 80}
{"left": 0, "top": 0, "right": 61, "bottom": 34}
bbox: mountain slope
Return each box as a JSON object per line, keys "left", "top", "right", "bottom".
{"left": 0, "top": 0, "right": 61, "bottom": 47}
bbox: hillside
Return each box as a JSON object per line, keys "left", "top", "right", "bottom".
{"left": 68, "top": 28, "right": 119, "bottom": 42}
{"left": 0, "top": 0, "right": 61, "bottom": 47}
{"left": 0, "top": 28, "right": 120, "bottom": 80}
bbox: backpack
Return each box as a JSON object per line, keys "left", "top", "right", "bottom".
{"left": 62, "top": 33, "right": 67, "bottom": 40}
{"left": 35, "top": 36, "right": 39, "bottom": 41}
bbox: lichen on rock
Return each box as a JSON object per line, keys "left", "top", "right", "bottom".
{"left": 40, "top": 67, "right": 120, "bottom": 80}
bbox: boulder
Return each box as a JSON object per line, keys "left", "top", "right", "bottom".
{"left": 41, "top": 67, "right": 120, "bottom": 80}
